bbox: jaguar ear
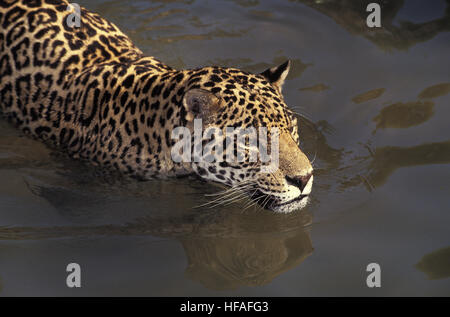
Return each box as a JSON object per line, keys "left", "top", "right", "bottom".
{"left": 183, "top": 89, "right": 221, "bottom": 125}
{"left": 260, "top": 60, "right": 291, "bottom": 91}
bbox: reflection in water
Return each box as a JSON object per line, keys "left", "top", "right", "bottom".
{"left": 249, "top": 9, "right": 273, "bottom": 19}
{"left": 0, "top": 198, "right": 313, "bottom": 290}
{"left": 352, "top": 88, "right": 385, "bottom": 104}
{"left": 297, "top": 103, "right": 450, "bottom": 192}
{"left": 291, "top": 0, "right": 450, "bottom": 51}
{"left": 344, "top": 140, "right": 450, "bottom": 189}
{"left": 418, "top": 83, "right": 450, "bottom": 99}
{"left": 298, "top": 116, "right": 342, "bottom": 172}
{"left": 416, "top": 246, "right": 450, "bottom": 280}
{"left": 299, "top": 83, "right": 330, "bottom": 92}
{"left": 229, "top": 0, "right": 260, "bottom": 8}
{"left": 0, "top": 121, "right": 51, "bottom": 168}
{"left": 373, "top": 100, "right": 434, "bottom": 131}
{"left": 181, "top": 213, "right": 312, "bottom": 290}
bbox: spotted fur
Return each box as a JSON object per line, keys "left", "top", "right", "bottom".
{"left": 0, "top": 0, "right": 313, "bottom": 212}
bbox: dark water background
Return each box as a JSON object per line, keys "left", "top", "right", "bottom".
{"left": 0, "top": 0, "right": 449, "bottom": 296}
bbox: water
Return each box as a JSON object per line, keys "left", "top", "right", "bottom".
{"left": 0, "top": 0, "right": 449, "bottom": 296}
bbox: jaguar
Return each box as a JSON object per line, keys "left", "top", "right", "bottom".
{"left": 0, "top": 0, "right": 313, "bottom": 213}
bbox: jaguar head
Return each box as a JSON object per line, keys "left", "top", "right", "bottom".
{"left": 178, "top": 61, "right": 313, "bottom": 213}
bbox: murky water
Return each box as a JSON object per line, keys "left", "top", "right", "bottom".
{"left": 1, "top": 0, "right": 449, "bottom": 296}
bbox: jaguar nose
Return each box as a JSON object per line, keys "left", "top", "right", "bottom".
{"left": 286, "top": 173, "right": 313, "bottom": 192}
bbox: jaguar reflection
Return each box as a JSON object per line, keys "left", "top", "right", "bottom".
{"left": 0, "top": 203, "right": 313, "bottom": 291}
